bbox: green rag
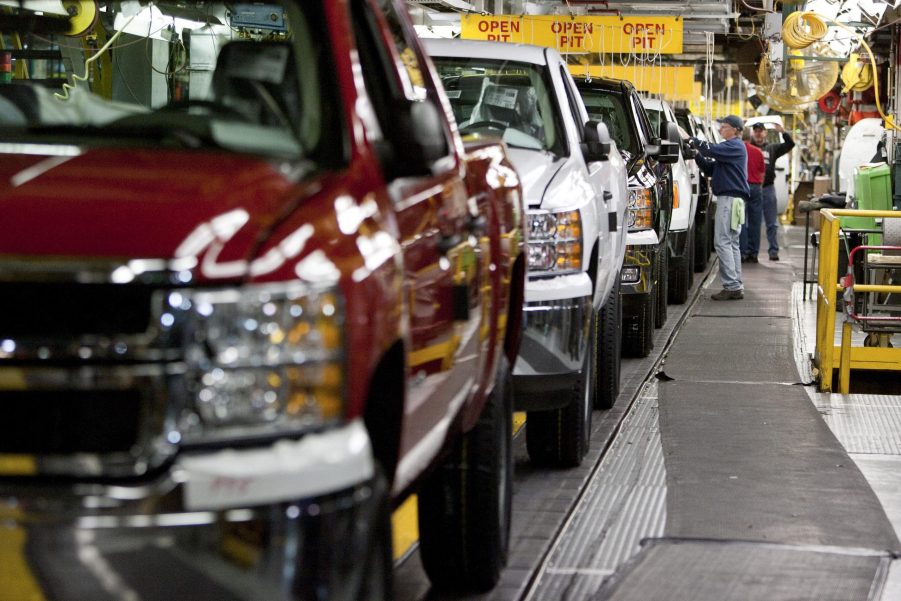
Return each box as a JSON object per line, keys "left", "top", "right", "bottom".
{"left": 731, "top": 197, "right": 745, "bottom": 231}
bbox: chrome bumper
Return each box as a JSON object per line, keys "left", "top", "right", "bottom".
{"left": 512, "top": 295, "right": 592, "bottom": 411}
{"left": 621, "top": 244, "right": 657, "bottom": 296}
{"left": 0, "top": 420, "right": 382, "bottom": 601}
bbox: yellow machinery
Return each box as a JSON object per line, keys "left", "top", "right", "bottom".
{"left": 814, "top": 209, "right": 901, "bottom": 393}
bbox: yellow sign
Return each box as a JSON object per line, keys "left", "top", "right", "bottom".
{"left": 461, "top": 15, "right": 683, "bottom": 54}
{"left": 570, "top": 65, "right": 696, "bottom": 102}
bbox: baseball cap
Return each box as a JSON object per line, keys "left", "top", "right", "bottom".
{"left": 751, "top": 122, "right": 766, "bottom": 130}
{"left": 716, "top": 115, "right": 744, "bottom": 130}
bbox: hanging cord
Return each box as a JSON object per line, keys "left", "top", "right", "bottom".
{"left": 781, "top": 11, "right": 899, "bottom": 131}
{"left": 704, "top": 31, "right": 714, "bottom": 128}
{"left": 782, "top": 11, "right": 828, "bottom": 49}
{"left": 55, "top": 11, "right": 141, "bottom": 100}
{"left": 734, "top": 14, "right": 758, "bottom": 41}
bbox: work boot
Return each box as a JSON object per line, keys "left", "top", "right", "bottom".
{"left": 711, "top": 288, "right": 744, "bottom": 301}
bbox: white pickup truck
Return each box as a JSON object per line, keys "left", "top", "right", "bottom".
{"left": 642, "top": 97, "right": 699, "bottom": 305}
{"left": 425, "top": 39, "right": 629, "bottom": 466}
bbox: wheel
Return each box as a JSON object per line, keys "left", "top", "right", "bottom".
{"left": 622, "top": 291, "right": 654, "bottom": 358}
{"left": 596, "top": 277, "right": 622, "bottom": 409}
{"left": 654, "top": 249, "right": 668, "bottom": 328}
{"left": 694, "top": 212, "right": 709, "bottom": 272}
{"left": 418, "top": 357, "right": 513, "bottom": 592}
{"left": 669, "top": 227, "right": 694, "bottom": 305}
{"left": 526, "top": 313, "right": 596, "bottom": 467}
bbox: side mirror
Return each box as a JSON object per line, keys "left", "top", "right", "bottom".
{"left": 581, "top": 120, "right": 611, "bottom": 162}
{"left": 382, "top": 99, "right": 449, "bottom": 177}
{"left": 665, "top": 122, "right": 682, "bottom": 144}
{"left": 657, "top": 141, "right": 680, "bottom": 164}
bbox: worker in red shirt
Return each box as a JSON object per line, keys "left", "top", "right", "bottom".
{"left": 741, "top": 132, "right": 766, "bottom": 263}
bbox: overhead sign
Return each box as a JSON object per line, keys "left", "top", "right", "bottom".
{"left": 461, "top": 15, "right": 683, "bottom": 54}
{"left": 570, "top": 65, "right": 697, "bottom": 102}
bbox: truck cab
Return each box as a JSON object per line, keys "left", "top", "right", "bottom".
{"left": 0, "top": 1, "right": 525, "bottom": 598}
{"left": 575, "top": 77, "right": 678, "bottom": 358}
{"left": 425, "top": 38, "right": 629, "bottom": 461}
{"left": 642, "top": 97, "right": 699, "bottom": 305}
{"left": 675, "top": 107, "right": 715, "bottom": 272}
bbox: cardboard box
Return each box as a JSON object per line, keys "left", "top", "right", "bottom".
{"left": 792, "top": 176, "right": 833, "bottom": 227}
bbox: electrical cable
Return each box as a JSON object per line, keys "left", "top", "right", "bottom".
{"left": 782, "top": 11, "right": 828, "bottom": 50}
{"left": 780, "top": 10, "right": 898, "bottom": 131}
{"left": 54, "top": 12, "right": 139, "bottom": 100}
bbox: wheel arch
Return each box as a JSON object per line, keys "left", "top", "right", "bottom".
{"left": 363, "top": 341, "right": 406, "bottom": 487}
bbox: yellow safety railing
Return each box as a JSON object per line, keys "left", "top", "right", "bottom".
{"left": 814, "top": 209, "right": 901, "bottom": 393}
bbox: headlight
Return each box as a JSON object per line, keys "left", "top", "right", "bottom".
{"left": 628, "top": 188, "right": 653, "bottom": 231}
{"left": 180, "top": 283, "right": 344, "bottom": 443}
{"left": 526, "top": 209, "right": 583, "bottom": 274}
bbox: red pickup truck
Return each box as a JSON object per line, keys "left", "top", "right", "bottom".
{"left": 0, "top": 1, "right": 524, "bottom": 599}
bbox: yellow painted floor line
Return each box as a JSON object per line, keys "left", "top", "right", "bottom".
{"left": 0, "top": 508, "right": 46, "bottom": 601}
{"left": 392, "top": 496, "right": 419, "bottom": 561}
{"left": 392, "top": 412, "right": 527, "bottom": 560}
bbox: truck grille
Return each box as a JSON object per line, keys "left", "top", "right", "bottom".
{"left": 0, "top": 282, "right": 157, "bottom": 337}
{"left": 0, "top": 390, "right": 141, "bottom": 454}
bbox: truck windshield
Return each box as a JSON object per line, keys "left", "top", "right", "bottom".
{"left": 578, "top": 88, "right": 639, "bottom": 158}
{"left": 432, "top": 57, "right": 565, "bottom": 156}
{"left": 0, "top": 1, "right": 340, "bottom": 163}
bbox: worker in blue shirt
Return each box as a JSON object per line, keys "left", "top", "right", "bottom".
{"left": 688, "top": 115, "right": 750, "bottom": 300}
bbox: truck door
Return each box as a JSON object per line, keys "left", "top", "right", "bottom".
{"left": 350, "top": 0, "right": 487, "bottom": 489}
{"left": 555, "top": 61, "right": 612, "bottom": 299}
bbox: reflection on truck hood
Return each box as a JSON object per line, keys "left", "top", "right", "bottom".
{"left": 504, "top": 147, "right": 566, "bottom": 207}
{"left": 0, "top": 147, "right": 296, "bottom": 280}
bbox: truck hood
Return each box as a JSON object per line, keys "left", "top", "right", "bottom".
{"left": 0, "top": 148, "right": 299, "bottom": 281}
{"left": 505, "top": 147, "right": 566, "bottom": 208}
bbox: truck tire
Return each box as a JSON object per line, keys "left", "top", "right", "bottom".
{"left": 526, "top": 313, "right": 596, "bottom": 467}
{"left": 654, "top": 248, "right": 668, "bottom": 328}
{"left": 622, "top": 292, "right": 654, "bottom": 358}
{"left": 694, "top": 214, "right": 709, "bottom": 272}
{"left": 669, "top": 228, "right": 694, "bottom": 304}
{"left": 418, "top": 357, "right": 513, "bottom": 592}
{"left": 596, "top": 277, "right": 622, "bottom": 409}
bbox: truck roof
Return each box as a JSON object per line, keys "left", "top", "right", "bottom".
{"left": 423, "top": 38, "right": 553, "bottom": 66}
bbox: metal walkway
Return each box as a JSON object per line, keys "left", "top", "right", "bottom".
{"left": 394, "top": 225, "right": 901, "bottom": 601}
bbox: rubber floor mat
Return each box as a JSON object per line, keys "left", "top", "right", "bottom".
{"left": 593, "top": 539, "right": 889, "bottom": 601}
{"left": 658, "top": 381, "right": 900, "bottom": 551}
{"left": 661, "top": 317, "right": 799, "bottom": 383}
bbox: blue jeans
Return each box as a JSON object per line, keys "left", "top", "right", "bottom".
{"left": 740, "top": 184, "right": 763, "bottom": 257}
{"left": 714, "top": 195, "right": 743, "bottom": 291}
{"left": 762, "top": 184, "right": 779, "bottom": 255}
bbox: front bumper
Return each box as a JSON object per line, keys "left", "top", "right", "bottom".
{"left": 0, "top": 420, "right": 382, "bottom": 601}
{"left": 621, "top": 232, "right": 660, "bottom": 296}
{"left": 513, "top": 292, "right": 592, "bottom": 412}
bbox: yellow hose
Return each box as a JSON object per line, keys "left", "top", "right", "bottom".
{"left": 782, "top": 11, "right": 898, "bottom": 131}
{"left": 782, "top": 11, "right": 828, "bottom": 50}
